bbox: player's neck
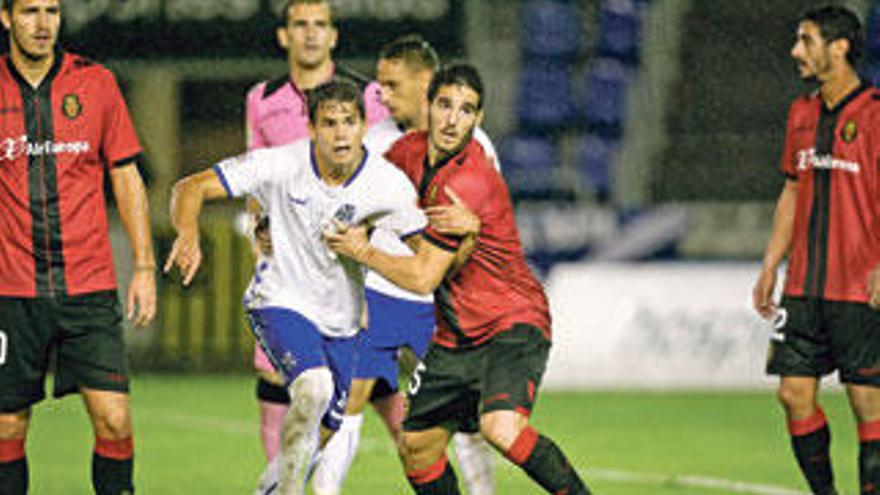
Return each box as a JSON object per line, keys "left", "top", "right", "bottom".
{"left": 315, "top": 147, "right": 365, "bottom": 186}
{"left": 9, "top": 45, "right": 55, "bottom": 89}
{"left": 289, "top": 59, "right": 334, "bottom": 92}
{"left": 820, "top": 66, "right": 861, "bottom": 109}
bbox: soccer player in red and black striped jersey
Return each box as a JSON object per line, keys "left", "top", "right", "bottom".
{"left": 326, "top": 64, "right": 590, "bottom": 495}
{"left": 0, "top": 0, "right": 156, "bottom": 493}
{"left": 754, "top": 6, "right": 880, "bottom": 495}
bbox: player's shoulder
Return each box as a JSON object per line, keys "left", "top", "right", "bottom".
{"left": 364, "top": 149, "right": 417, "bottom": 192}
{"left": 249, "top": 74, "right": 289, "bottom": 102}
{"left": 61, "top": 52, "right": 117, "bottom": 83}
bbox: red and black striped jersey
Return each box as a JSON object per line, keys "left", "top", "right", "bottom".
{"left": 780, "top": 82, "right": 880, "bottom": 303}
{"left": 0, "top": 52, "right": 142, "bottom": 297}
{"left": 385, "top": 132, "right": 551, "bottom": 348}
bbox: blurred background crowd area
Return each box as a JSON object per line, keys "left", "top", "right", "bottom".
{"left": 48, "top": 0, "right": 872, "bottom": 376}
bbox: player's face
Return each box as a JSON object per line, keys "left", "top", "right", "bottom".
{"left": 277, "top": 3, "right": 337, "bottom": 70}
{"left": 428, "top": 84, "right": 483, "bottom": 159}
{"left": 310, "top": 101, "right": 366, "bottom": 171}
{"left": 1, "top": 0, "right": 61, "bottom": 62}
{"left": 377, "top": 58, "right": 431, "bottom": 129}
{"left": 791, "top": 21, "right": 833, "bottom": 82}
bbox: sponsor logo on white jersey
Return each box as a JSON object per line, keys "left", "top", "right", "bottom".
{"left": 796, "top": 148, "right": 860, "bottom": 173}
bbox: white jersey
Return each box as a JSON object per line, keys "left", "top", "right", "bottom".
{"left": 362, "top": 118, "right": 502, "bottom": 302}
{"left": 214, "top": 138, "right": 427, "bottom": 337}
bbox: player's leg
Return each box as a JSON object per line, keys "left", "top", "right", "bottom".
{"left": 55, "top": 291, "right": 135, "bottom": 495}
{"left": 451, "top": 431, "right": 494, "bottom": 495}
{"left": 401, "top": 343, "right": 481, "bottom": 495}
{"left": 767, "top": 297, "right": 835, "bottom": 494}
{"left": 832, "top": 301, "right": 880, "bottom": 495}
{"left": 247, "top": 307, "right": 337, "bottom": 495}
{"left": 478, "top": 324, "right": 589, "bottom": 495}
{"left": 0, "top": 297, "right": 49, "bottom": 495}
{"left": 256, "top": 349, "right": 290, "bottom": 462}
{"left": 0, "top": 410, "right": 30, "bottom": 495}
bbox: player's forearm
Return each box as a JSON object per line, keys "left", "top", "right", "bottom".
{"left": 761, "top": 181, "right": 798, "bottom": 273}
{"left": 169, "top": 175, "right": 208, "bottom": 236}
{"left": 111, "top": 165, "right": 155, "bottom": 269}
{"left": 449, "top": 234, "right": 477, "bottom": 276}
{"left": 359, "top": 246, "right": 442, "bottom": 295}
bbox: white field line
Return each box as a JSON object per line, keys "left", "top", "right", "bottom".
{"left": 142, "top": 408, "right": 809, "bottom": 495}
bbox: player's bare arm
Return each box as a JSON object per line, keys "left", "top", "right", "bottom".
{"left": 425, "top": 186, "right": 480, "bottom": 274}
{"left": 868, "top": 264, "right": 880, "bottom": 310}
{"left": 110, "top": 162, "right": 157, "bottom": 327}
{"left": 164, "top": 169, "right": 229, "bottom": 286}
{"left": 325, "top": 223, "right": 457, "bottom": 295}
{"left": 753, "top": 178, "right": 799, "bottom": 318}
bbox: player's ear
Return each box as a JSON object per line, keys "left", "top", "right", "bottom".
{"left": 475, "top": 110, "right": 484, "bottom": 128}
{"left": 0, "top": 8, "right": 11, "bottom": 32}
{"left": 276, "top": 26, "right": 290, "bottom": 51}
{"left": 328, "top": 26, "right": 338, "bottom": 51}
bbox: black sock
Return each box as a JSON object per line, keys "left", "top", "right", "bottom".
{"left": 0, "top": 459, "right": 27, "bottom": 495}
{"left": 504, "top": 426, "right": 590, "bottom": 495}
{"left": 406, "top": 455, "right": 460, "bottom": 495}
{"left": 93, "top": 437, "right": 134, "bottom": 495}
{"left": 789, "top": 409, "right": 835, "bottom": 495}
{"left": 859, "top": 420, "right": 880, "bottom": 495}
{"left": 256, "top": 376, "right": 291, "bottom": 405}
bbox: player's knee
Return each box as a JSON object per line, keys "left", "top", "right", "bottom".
{"left": 92, "top": 406, "right": 132, "bottom": 440}
{"left": 479, "top": 411, "right": 521, "bottom": 450}
{"left": 777, "top": 383, "right": 816, "bottom": 416}
{"left": 0, "top": 411, "right": 29, "bottom": 440}
{"left": 288, "top": 367, "right": 334, "bottom": 420}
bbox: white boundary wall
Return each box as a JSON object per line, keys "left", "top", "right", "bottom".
{"left": 543, "top": 262, "right": 784, "bottom": 390}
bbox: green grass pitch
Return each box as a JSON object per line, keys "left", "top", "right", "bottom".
{"left": 24, "top": 375, "right": 858, "bottom": 494}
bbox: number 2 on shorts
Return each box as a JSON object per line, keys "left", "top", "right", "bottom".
{"left": 0, "top": 330, "right": 6, "bottom": 366}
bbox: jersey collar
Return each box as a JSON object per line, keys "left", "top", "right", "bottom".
{"left": 309, "top": 142, "right": 370, "bottom": 188}
{"left": 6, "top": 49, "right": 64, "bottom": 94}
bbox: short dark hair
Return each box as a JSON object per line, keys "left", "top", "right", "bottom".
{"left": 801, "top": 5, "right": 863, "bottom": 66}
{"left": 279, "top": 0, "right": 333, "bottom": 25}
{"left": 427, "top": 63, "right": 484, "bottom": 110}
{"left": 306, "top": 78, "right": 365, "bottom": 123}
{"left": 379, "top": 34, "right": 440, "bottom": 73}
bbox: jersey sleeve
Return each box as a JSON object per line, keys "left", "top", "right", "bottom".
{"left": 374, "top": 168, "right": 427, "bottom": 240}
{"left": 212, "top": 147, "right": 289, "bottom": 202}
{"left": 100, "top": 72, "right": 142, "bottom": 169}
{"left": 364, "top": 81, "right": 390, "bottom": 125}
{"left": 779, "top": 102, "right": 800, "bottom": 179}
{"left": 246, "top": 83, "right": 266, "bottom": 151}
{"left": 474, "top": 127, "right": 502, "bottom": 172}
{"left": 422, "top": 167, "right": 492, "bottom": 252}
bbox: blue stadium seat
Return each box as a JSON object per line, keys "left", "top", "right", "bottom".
{"left": 576, "top": 133, "right": 619, "bottom": 202}
{"left": 867, "top": 3, "right": 880, "bottom": 58}
{"left": 516, "top": 62, "right": 575, "bottom": 131}
{"left": 520, "top": 0, "right": 582, "bottom": 61}
{"left": 497, "top": 133, "right": 560, "bottom": 197}
{"left": 596, "top": 0, "right": 643, "bottom": 65}
{"left": 579, "top": 58, "right": 630, "bottom": 138}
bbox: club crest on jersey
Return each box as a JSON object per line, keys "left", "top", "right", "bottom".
{"left": 62, "top": 94, "right": 81, "bottom": 120}
{"left": 333, "top": 203, "right": 356, "bottom": 224}
{"left": 841, "top": 120, "right": 857, "bottom": 143}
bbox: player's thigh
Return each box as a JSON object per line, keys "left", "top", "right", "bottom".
{"left": 766, "top": 296, "right": 833, "bottom": 379}
{"left": 322, "top": 334, "right": 358, "bottom": 431}
{"left": 54, "top": 291, "right": 129, "bottom": 400}
{"left": 0, "top": 297, "right": 54, "bottom": 413}
{"left": 404, "top": 343, "right": 481, "bottom": 435}
{"left": 346, "top": 378, "right": 376, "bottom": 415}
{"left": 481, "top": 324, "right": 550, "bottom": 418}
{"left": 827, "top": 300, "right": 880, "bottom": 386}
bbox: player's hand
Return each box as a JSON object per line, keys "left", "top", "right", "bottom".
{"left": 425, "top": 186, "right": 480, "bottom": 236}
{"left": 163, "top": 230, "right": 202, "bottom": 286}
{"left": 323, "top": 220, "right": 370, "bottom": 262}
{"left": 254, "top": 216, "right": 273, "bottom": 256}
{"left": 752, "top": 268, "right": 777, "bottom": 319}
{"left": 126, "top": 267, "right": 156, "bottom": 327}
{"left": 868, "top": 264, "right": 880, "bottom": 310}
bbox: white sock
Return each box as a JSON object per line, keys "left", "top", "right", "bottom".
{"left": 311, "top": 413, "right": 364, "bottom": 495}
{"left": 278, "top": 369, "right": 334, "bottom": 495}
{"left": 453, "top": 432, "right": 495, "bottom": 495}
{"left": 254, "top": 455, "right": 279, "bottom": 495}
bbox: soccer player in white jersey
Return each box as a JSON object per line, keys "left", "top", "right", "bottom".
{"left": 311, "top": 35, "right": 499, "bottom": 495}
{"left": 164, "top": 80, "right": 426, "bottom": 495}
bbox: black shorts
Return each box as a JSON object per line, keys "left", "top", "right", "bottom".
{"left": 0, "top": 291, "right": 129, "bottom": 413}
{"left": 403, "top": 324, "right": 551, "bottom": 433}
{"left": 766, "top": 296, "right": 880, "bottom": 385}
